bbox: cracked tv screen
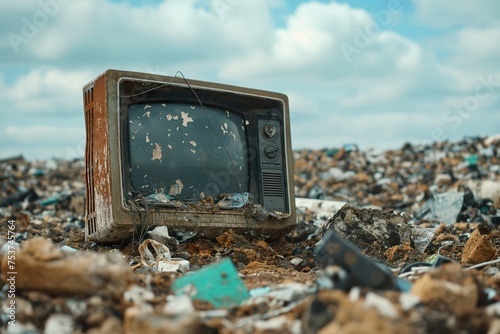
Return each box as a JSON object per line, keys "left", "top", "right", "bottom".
{"left": 127, "top": 103, "right": 249, "bottom": 201}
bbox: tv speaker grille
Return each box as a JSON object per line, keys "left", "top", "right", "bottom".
{"left": 262, "top": 172, "right": 284, "bottom": 197}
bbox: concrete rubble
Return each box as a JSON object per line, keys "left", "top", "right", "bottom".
{"left": 0, "top": 135, "right": 499, "bottom": 333}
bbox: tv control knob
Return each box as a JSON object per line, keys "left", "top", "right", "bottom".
{"left": 264, "top": 143, "right": 279, "bottom": 159}
{"left": 263, "top": 123, "right": 277, "bottom": 139}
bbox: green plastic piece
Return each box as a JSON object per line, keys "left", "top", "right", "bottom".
{"left": 425, "top": 254, "right": 438, "bottom": 264}
{"left": 171, "top": 258, "right": 249, "bottom": 308}
{"left": 464, "top": 155, "right": 478, "bottom": 166}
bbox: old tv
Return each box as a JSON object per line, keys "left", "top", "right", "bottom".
{"left": 83, "top": 69, "right": 295, "bottom": 243}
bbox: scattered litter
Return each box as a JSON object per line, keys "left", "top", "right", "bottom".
{"left": 148, "top": 225, "right": 179, "bottom": 250}
{"left": 139, "top": 239, "right": 171, "bottom": 265}
{"left": 172, "top": 258, "right": 249, "bottom": 308}
{"left": 409, "top": 224, "right": 437, "bottom": 253}
{"left": 138, "top": 238, "right": 189, "bottom": 273}
{"left": 44, "top": 314, "right": 74, "bottom": 334}
{"left": 164, "top": 294, "right": 195, "bottom": 316}
{"left": 59, "top": 245, "right": 77, "bottom": 253}
{"left": 1, "top": 135, "right": 499, "bottom": 333}
{"left": 315, "top": 229, "right": 405, "bottom": 291}
{"left": 0, "top": 237, "right": 132, "bottom": 296}
{"left": 410, "top": 263, "right": 479, "bottom": 317}
{"left": 324, "top": 205, "right": 411, "bottom": 250}
{"left": 364, "top": 292, "right": 399, "bottom": 319}
{"left": 218, "top": 192, "right": 250, "bottom": 209}
{"left": 144, "top": 191, "right": 183, "bottom": 208}
{"left": 461, "top": 226, "right": 498, "bottom": 264}
{"left": 124, "top": 285, "right": 155, "bottom": 305}
{"left": 414, "top": 192, "right": 464, "bottom": 226}
{"left": 290, "top": 257, "right": 303, "bottom": 267}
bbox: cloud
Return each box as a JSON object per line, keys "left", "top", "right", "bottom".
{"left": 1, "top": 0, "right": 275, "bottom": 71}
{"left": 0, "top": 0, "right": 499, "bottom": 160}
{"left": 412, "top": 0, "right": 500, "bottom": 28}
{"left": 0, "top": 68, "right": 91, "bottom": 114}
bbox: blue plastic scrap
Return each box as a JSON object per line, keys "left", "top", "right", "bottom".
{"left": 171, "top": 258, "right": 249, "bottom": 308}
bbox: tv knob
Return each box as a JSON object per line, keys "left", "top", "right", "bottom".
{"left": 263, "top": 123, "right": 277, "bottom": 139}
{"left": 264, "top": 143, "right": 279, "bottom": 159}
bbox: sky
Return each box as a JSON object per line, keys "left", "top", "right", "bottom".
{"left": 1, "top": 0, "right": 499, "bottom": 160}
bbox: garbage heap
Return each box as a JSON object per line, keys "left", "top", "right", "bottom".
{"left": 0, "top": 135, "right": 499, "bottom": 334}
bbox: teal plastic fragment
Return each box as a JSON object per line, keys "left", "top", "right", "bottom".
{"left": 41, "top": 196, "right": 60, "bottom": 207}
{"left": 464, "top": 154, "right": 478, "bottom": 166}
{"left": 171, "top": 258, "right": 249, "bottom": 308}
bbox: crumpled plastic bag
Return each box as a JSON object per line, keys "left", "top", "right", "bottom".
{"left": 138, "top": 239, "right": 189, "bottom": 273}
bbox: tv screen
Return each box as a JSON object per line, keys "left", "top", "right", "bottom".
{"left": 127, "top": 102, "right": 249, "bottom": 201}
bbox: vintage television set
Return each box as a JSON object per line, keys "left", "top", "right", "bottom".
{"left": 82, "top": 69, "right": 295, "bottom": 243}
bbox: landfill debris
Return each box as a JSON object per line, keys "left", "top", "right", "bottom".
{"left": 0, "top": 237, "right": 132, "bottom": 296}
{"left": 323, "top": 205, "right": 412, "bottom": 252}
{"left": 414, "top": 191, "right": 464, "bottom": 226}
{"left": 44, "top": 314, "right": 74, "bottom": 334}
{"left": 1, "top": 135, "right": 499, "bottom": 333}
{"left": 218, "top": 192, "right": 250, "bottom": 209}
{"left": 124, "top": 304, "right": 215, "bottom": 334}
{"left": 410, "top": 263, "right": 480, "bottom": 317}
{"left": 172, "top": 258, "right": 249, "bottom": 308}
{"left": 164, "top": 294, "right": 195, "bottom": 316}
{"left": 461, "top": 225, "right": 499, "bottom": 264}
{"left": 148, "top": 226, "right": 180, "bottom": 252}
{"left": 144, "top": 191, "right": 183, "bottom": 208}
{"left": 124, "top": 285, "right": 155, "bottom": 305}
{"left": 315, "top": 229, "right": 407, "bottom": 291}
{"left": 138, "top": 239, "right": 189, "bottom": 273}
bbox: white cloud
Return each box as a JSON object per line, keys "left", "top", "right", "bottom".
{"left": 219, "top": 2, "right": 373, "bottom": 80}
{"left": 0, "top": 68, "right": 91, "bottom": 114}
{"left": 2, "top": 0, "right": 275, "bottom": 69}
{"left": 450, "top": 26, "right": 500, "bottom": 71}
{"left": 1, "top": 0, "right": 499, "bottom": 159}
{"left": 412, "top": 0, "right": 500, "bottom": 28}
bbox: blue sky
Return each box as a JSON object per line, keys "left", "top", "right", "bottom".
{"left": 1, "top": 0, "right": 500, "bottom": 159}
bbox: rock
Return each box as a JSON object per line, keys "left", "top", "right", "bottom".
{"left": 216, "top": 230, "right": 237, "bottom": 247}
{"left": 44, "top": 314, "right": 74, "bottom": 334}
{"left": 364, "top": 292, "right": 399, "bottom": 319}
{"left": 462, "top": 227, "right": 498, "bottom": 264}
{"left": 410, "top": 263, "right": 479, "bottom": 317}
{"left": 254, "top": 315, "right": 296, "bottom": 334}
{"left": 86, "top": 317, "right": 122, "bottom": 334}
{"left": 488, "top": 319, "right": 500, "bottom": 334}
{"left": 434, "top": 173, "right": 452, "bottom": 186}
{"left": 324, "top": 205, "right": 411, "bottom": 250}
{"left": 0, "top": 237, "right": 132, "bottom": 296}
{"left": 124, "top": 305, "right": 216, "bottom": 334}
{"left": 303, "top": 290, "right": 411, "bottom": 334}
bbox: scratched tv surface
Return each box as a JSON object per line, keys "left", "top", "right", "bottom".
{"left": 128, "top": 103, "right": 249, "bottom": 201}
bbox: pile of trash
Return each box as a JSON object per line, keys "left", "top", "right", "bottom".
{"left": 0, "top": 135, "right": 499, "bottom": 334}
{"left": 294, "top": 136, "right": 500, "bottom": 211}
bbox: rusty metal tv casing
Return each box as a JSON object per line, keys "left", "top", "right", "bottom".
{"left": 83, "top": 69, "right": 296, "bottom": 242}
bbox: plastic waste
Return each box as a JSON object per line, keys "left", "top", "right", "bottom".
{"left": 144, "top": 192, "right": 183, "bottom": 208}
{"left": 409, "top": 224, "right": 437, "bottom": 253}
{"left": 138, "top": 239, "right": 189, "bottom": 273}
{"left": 315, "top": 230, "right": 410, "bottom": 291}
{"left": 171, "top": 258, "right": 249, "bottom": 308}
{"left": 217, "top": 192, "right": 249, "bottom": 209}
{"left": 414, "top": 191, "right": 464, "bottom": 226}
